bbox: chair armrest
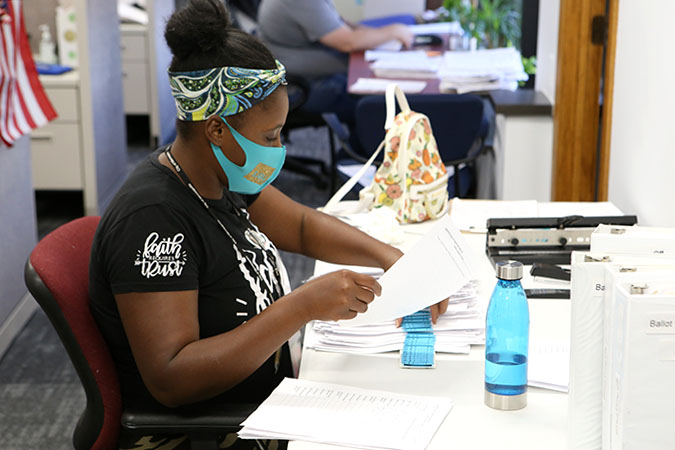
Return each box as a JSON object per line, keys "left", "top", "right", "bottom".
{"left": 121, "top": 402, "right": 259, "bottom": 434}
{"left": 443, "top": 137, "right": 488, "bottom": 167}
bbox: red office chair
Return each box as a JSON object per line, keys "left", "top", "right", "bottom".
{"left": 24, "top": 216, "right": 258, "bottom": 450}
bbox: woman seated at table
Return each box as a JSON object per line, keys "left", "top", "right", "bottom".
{"left": 89, "top": 1, "right": 446, "bottom": 449}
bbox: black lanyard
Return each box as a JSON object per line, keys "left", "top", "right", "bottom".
{"left": 164, "top": 147, "right": 281, "bottom": 293}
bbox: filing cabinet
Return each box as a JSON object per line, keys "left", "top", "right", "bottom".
{"left": 31, "top": 71, "right": 85, "bottom": 190}
{"left": 120, "top": 23, "right": 151, "bottom": 115}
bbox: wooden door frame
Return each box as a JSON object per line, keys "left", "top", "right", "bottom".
{"left": 596, "top": 0, "right": 619, "bottom": 201}
{"left": 551, "top": 0, "right": 618, "bottom": 201}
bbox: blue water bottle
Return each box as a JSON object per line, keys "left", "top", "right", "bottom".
{"left": 484, "top": 260, "right": 530, "bottom": 410}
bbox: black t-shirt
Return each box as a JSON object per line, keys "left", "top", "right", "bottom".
{"left": 89, "top": 147, "right": 293, "bottom": 408}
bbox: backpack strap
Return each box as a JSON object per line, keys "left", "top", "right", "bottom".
{"left": 323, "top": 139, "right": 386, "bottom": 213}
{"left": 384, "top": 83, "right": 411, "bottom": 130}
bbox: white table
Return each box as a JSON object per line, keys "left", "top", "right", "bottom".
{"left": 289, "top": 225, "right": 570, "bottom": 450}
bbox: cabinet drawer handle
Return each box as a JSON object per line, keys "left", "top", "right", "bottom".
{"left": 31, "top": 134, "right": 53, "bottom": 141}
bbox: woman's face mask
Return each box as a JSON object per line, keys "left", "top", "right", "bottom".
{"left": 210, "top": 118, "right": 286, "bottom": 195}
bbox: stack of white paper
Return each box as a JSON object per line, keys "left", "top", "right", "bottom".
{"left": 370, "top": 51, "right": 444, "bottom": 79}
{"left": 408, "top": 22, "right": 463, "bottom": 36}
{"left": 439, "top": 48, "right": 528, "bottom": 93}
{"left": 350, "top": 78, "right": 427, "bottom": 94}
{"left": 306, "top": 281, "right": 484, "bottom": 354}
{"left": 239, "top": 378, "right": 453, "bottom": 450}
{"left": 305, "top": 215, "right": 483, "bottom": 354}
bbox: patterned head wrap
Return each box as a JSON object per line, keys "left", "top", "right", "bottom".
{"left": 168, "top": 59, "right": 287, "bottom": 121}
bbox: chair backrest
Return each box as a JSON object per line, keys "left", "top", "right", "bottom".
{"left": 354, "top": 94, "right": 488, "bottom": 163}
{"left": 24, "top": 216, "right": 121, "bottom": 450}
{"left": 227, "top": 0, "right": 261, "bottom": 21}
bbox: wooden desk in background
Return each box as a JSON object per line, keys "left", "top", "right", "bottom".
{"left": 346, "top": 43, "right": 444, "bottom": 95}
{"left": 346, "top": 45, "right": 554, "bottom": 202}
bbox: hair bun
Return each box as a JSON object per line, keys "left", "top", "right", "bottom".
{"left": 165, "top": 0, "right": 232, "bottom": 62}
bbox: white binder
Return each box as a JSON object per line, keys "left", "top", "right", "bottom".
{"left": 591, "top": 224, "right": 675, "bottom": 256}
{"left": 568, "top": 252, "right": 675, "bottom": 450}
{"left": 601, "top": 266, "right": 675, "bottom": 450}
{"left": 607, "top": 279, "right": 675, "bottom": 450}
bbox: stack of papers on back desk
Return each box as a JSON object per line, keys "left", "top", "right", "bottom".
{"left": 239, "top": 378, "right": 453, "bottom": 450}
{"left": 370, "top": 51, "right": 444, "bottom": 79}
{"left": 350, "top": 78, "right": 427, "bottom": 94}
{"left": 439, "top": 47, "right": 528, "bottom": 93}
{"left": 305, "top": 281, "right": 484, "bottom": 354}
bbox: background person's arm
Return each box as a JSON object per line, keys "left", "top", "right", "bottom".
{"left": 319, "top": 23, "right": 413, "bottom": 53}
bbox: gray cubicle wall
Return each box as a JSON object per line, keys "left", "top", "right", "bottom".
{"left": 77, "top": 0, "right": 129, "bottom": 214}
{"left": 149, "top": 0, "right": 177, "bottom": 146}
{"left": 0, "top": 137, "right": 38, "bottom": 357}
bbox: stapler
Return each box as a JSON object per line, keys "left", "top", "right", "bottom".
{"left": 485, "top": 215, "right": 638, "bottom": 266}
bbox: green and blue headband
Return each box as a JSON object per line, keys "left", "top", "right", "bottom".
{"left": 168, "top": 59, "right": 287, "bottom": 121}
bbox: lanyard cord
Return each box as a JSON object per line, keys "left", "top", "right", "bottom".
{"left": 164, "top": 148, "right": 281, "bottom": 293}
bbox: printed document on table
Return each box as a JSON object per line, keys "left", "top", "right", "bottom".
{"left": 344, "top": 215, "right": 473, "bottom": 326}
{"left": 449, "top": 198, "right": 538, "bottom": 232}
{"left": 239, "top": 378, "right": 453, "bottom": 450}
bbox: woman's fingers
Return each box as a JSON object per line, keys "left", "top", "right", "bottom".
{"left": 430, "top": 299, "right": 449, "bottom": 324}
{"left": 439, "top": 298, "right": 449, "bottom": 315}
{"left": 353, "top": 272, "right": 382, "bottom": 297}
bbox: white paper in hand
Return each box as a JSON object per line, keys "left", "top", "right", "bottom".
{"left": 344, "top": 215, "right": 473, "bottom": 326}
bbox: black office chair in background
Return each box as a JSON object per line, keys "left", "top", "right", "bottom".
{"left": 225, "top": 0, "right": 337, "bottom": 191}
{"left": 325, "top": 93, "right": 491, "bottom": 198}
{"left": 282, "top": 74, "right": 337, "bottom": 191}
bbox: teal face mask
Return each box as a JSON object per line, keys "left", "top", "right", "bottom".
{"left": 211, "top": 118, "right": 286, "bottom": 195}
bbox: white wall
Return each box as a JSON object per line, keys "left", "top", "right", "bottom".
{"left": 608, "top": 1, "right": 675, "bottom": 226}
{"left": 535, "top": 0, "right": 560, "bottom": 105}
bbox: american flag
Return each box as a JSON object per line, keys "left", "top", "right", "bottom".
{"left": 0, "top": 0, "right": 57, "bottom": 146}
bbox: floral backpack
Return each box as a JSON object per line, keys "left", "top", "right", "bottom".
{"left": 325, "top": 84, "right": 449, "bottom": 223}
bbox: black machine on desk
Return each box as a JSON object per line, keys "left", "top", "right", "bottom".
{"left": 485, "top": 215, "right": 638, "bottom": 266}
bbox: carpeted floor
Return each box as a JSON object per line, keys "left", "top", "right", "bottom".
{"left": 0, "top": 125, "right": 335, "bottom": 450}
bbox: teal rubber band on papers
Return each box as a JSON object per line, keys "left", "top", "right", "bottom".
{"left": 400, "top": 309, "right": 436, "bottom": 368}
{"left": 401, "top": 309, "right": 433, "bottom": 332}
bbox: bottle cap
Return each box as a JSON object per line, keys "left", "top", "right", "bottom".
{"left": 495, "top": 260, "right": 523, "bottom": 280}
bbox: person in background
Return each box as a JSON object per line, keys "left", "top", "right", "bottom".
{"left": 89, "top": 1, "right": 446, "bottom": 449}
{"left": 257, "top": 0, "right": 414, "bottom": 125}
